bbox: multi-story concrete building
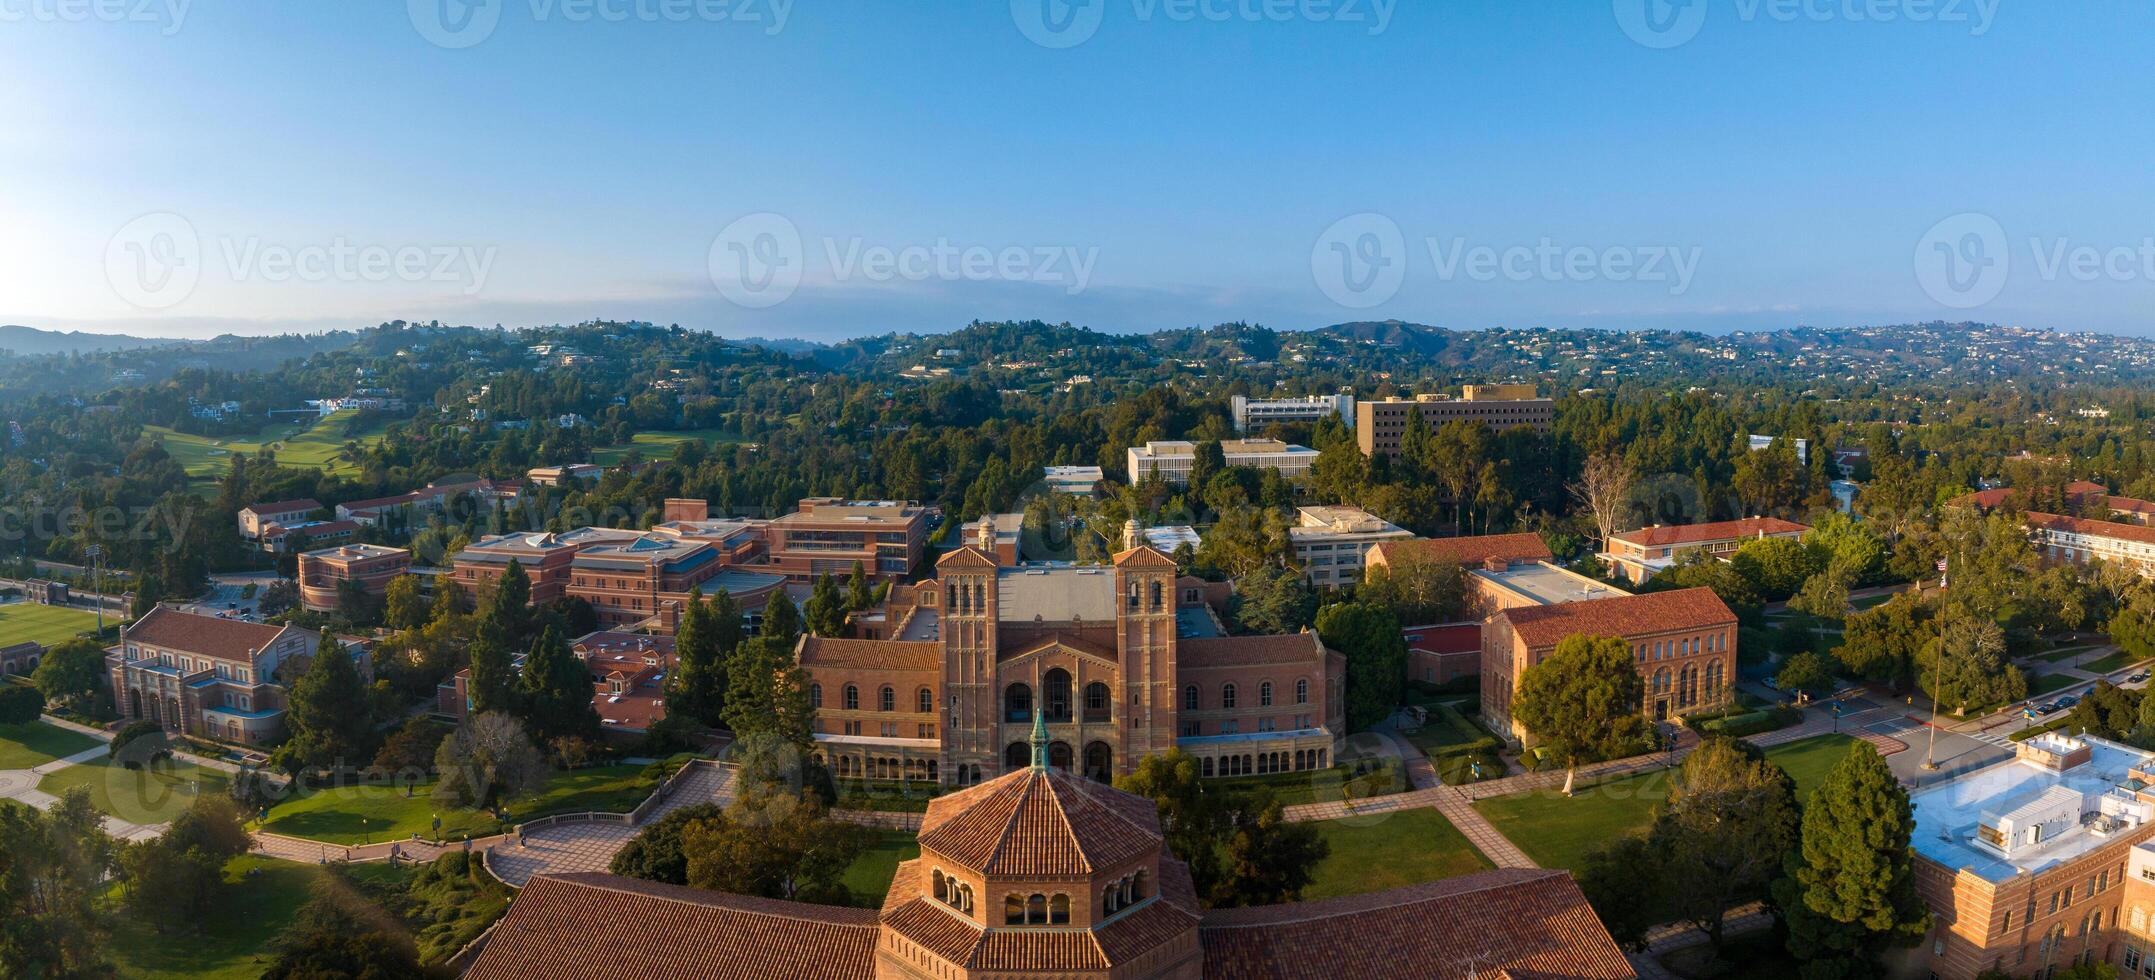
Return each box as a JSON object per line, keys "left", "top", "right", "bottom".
{"left": 1905, "top": 732, "right": 2155, "bottom": 980}
{"left": 1481, "top": 587, "right": 1737, "bottom": 742}
{"left": 796, "top": 524, "right": 1344, "bottom": 786}
{"left": 467, "top": 751, "right": 1633, "bottom": 980}
{"left": 106, "top": 606, "right": 369, "bottom": 745}
{"left": 296, "top": 543, "right": 411, "bottom": 613}
{"left": 1125, "top": 439, "right": 1320, "bottom": 487}
{"left": 763, "top": 497, "right": 930, "bottom": 582}
{"left": 449, "top": 523, "right": 785, "bottom": 632}
{"left": 236, "top": 498, "right": 320, "bottom": 541}
{"left": 1354, "top": 386, "right": 1554, "bottom": 458}
{"left": 1286, "top": 506, "right": 1412, "bottom": 587}
{"left": 1230, "top": 392, "right": 1355, "bottom": 432}
{"left": 1598, "top": 516, "right": 1811, "bottom": 586}
{"left": 1042, "top": 465, "right": 1104, "bottom": 496}
{"left": 256, "top": 518, "right": 362, "bottom": 553}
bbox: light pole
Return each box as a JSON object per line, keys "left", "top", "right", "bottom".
{"left": 1922, "top": 554, "right": 1949, "bottom": 771}
{"left": 83, "top": 544, "right": 104, "bottom": 633}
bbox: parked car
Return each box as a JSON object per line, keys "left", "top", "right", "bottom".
{"left": 2054, "top": 695, "right": 2080, "bottom": 711}
{"left": 2130, "top": 670, "right": 2149, "bottom": 683}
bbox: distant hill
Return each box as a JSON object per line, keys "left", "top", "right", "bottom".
{"left": 0, "top": 324, "right": 179, "bottom": 356}
{"left": 1316, "top": 320, "right": 1457, "bottom": 354}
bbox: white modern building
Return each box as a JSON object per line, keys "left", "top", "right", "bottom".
{"left": 1125, "top": 439, "right": 1320, "bottom": 487}
{"left": 1041, "top": 465, "right": 1104, "bottom": 496}
{"left": 1287, "top": 506, "right": 1413, "bottom": 587}
{"left": 1230, "top": 393, "right": 1355, "bottom": 432}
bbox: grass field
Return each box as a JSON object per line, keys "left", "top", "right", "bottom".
{"left": 259, "top": 763, "right": 666, "bottom": 845}
{"left": 108, "top": 855, "right": 318, "bottom": 980}
{"left": 143, "top": 410, "right": 388, "bottom": 479}
{"left": 39, "top": 755, "right": 230, "bottom": 824}
{"left": 0, "top": 600, "right": 103, "bottom": 646}
{"left": 1473, "top": 734, "right": 1858, "bottom": 874}
{"left": 843, "top": 829, "right": 920, "bottom": 907}
{"left": 2027, "top": 672, "right": 2082, "bottom": 698}
{"left": 1302, "top": 807, "right": 1494, "bottom": 900}
{"left": 2082, "top": 649, "right": 2146, "bottom": 675}
{"left": 591, "top": 428, "right": 744, "bottom": 466}
{"left": 0, "top": 720, "right": 100, "bottom": 769}
{"left": 2035, "top": 646, "right": 2101, "bottom": 664}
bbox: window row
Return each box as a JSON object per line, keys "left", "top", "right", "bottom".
{"left": 1182, "top": 679, "right": 1308, "bottom": 711}
{"left": 810, "top": 684, "right": 937, "bottom": 714}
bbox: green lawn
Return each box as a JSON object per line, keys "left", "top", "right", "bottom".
{"left": 591, "top": 428, "right": 744, "bottom": 466}
{"left": 108, "top": 855, "right": 318, "bottom": 980}
{"left": 2035, "top": 645, "right": 2101, "bottom": 664}
{"left": 2027, "top": 672, "right": 2081, "bottom": 698}
{"left": 1848, "top": 593, "right": 1897, "bottom": 612}
{"left": 843, "top": 830, "right": 920, "bottom": 907}
{"left": 0, "top": 601, "right": 104, "bottom": 647}
{"left": 259, "top": 763, "right": 665, "bottom": 845}
{"left": 2082, "top": 650, "right": 2145, "bottom": 675}
{"left": 1473, "top": 734, "right": 1858, "bottom": 873}
{"left": 1302, "top": 808, "right": 1494, "bottom": 900}
{"left": 39, "top": 755, "right": 230, "bottom": 825}
{"left": 143, "top": 410, "right": 388, "bottom": 480}
{"left": 0, "top": 720, "right": 101, "bottom": 769}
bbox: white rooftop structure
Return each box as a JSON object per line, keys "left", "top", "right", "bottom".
{"left": 1142, "top": 525, "right": 1202, "bottom": 555}
{"left": 1912, "top": 733, "right": 2155, "bottom": 882}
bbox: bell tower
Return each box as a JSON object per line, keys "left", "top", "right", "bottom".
{"left": 937, "top": 545, "right": 1000, "bottom": 783}
{"left": 1113, "top": 542, "right": 1179, "bottom": 769}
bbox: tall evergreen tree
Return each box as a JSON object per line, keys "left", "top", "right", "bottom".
{"left": 804, "top": 574, "right": 847, "bottom": 637}
{"left": 519, "top": 625, "right": 600, "bottom": 745}
{"left": 720, "top": 636, "right": 814, "bottom": 747}
{"left": 845, "top": 561, "right": 872, "bottom": 610}
{"left": 486, "top": 558, "right": 532, "bottom": 646}
{"left": 669, "top": 589, "right": 731, "bottom": 727}
{"left": 762, "top": 592, "right": 801, "bottom": 648}
{"left": 281, "top": 634, "right": 374, "bottom": 774}
{"left": 1773, "top": 743, "right": 1930, "bottom": 976}
{"left": 466, "top": 630, "right": 517, "bottom": 717}
{"left": 431, "top": 574, "right": 469, "bottom": 624}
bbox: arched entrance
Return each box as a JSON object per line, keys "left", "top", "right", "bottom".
{"left": 1043, "top": 669, "right": 1072, "bottom": 722}
{"left": 1048, "top": 741, "right": 1073, "bottom": 772}
{"left": 1083, "top": 741, "right": 1112, "bottom": 782}
{"left": 1005, "top": 742, "right": 1030, "bottom": 770}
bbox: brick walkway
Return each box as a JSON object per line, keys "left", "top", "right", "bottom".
{"left": 486, "top": 762, "right": 736, "bottom": 885}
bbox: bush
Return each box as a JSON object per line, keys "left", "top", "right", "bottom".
{"left": 1698, "top": 705, "right": 1803, "bottom": 738}
{"left": 2009, "top": 718, "right": 2074, "bottom": 743}
{"left": 112, "top": 719, "right": 172, "bottom": 768}
{"left": 0, "top": 684, "right": 43, "bottom": 725}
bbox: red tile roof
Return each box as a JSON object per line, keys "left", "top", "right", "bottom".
{"left": 797, "top": 637, "right": 940, "bottom": 672}
{"left": 2107, "top": 496, "right": 2155, "bottom": 516}
{"left": 2027, "top": 512, "right": 2155, "bottom": 547}
{"left": 464, "top": 873, "right": 879, "bottom": 980}
{"left": 1370, "top": 533, "right": 1552, "bottom": 568}
{"left": 917, "top": 767, "right": 1160, "bottom": 877}
{"left": 122, "top": 606, "right": 299, "bottom": 663}
{"left": 1950, "top": 481, "right": 2110, "bottom": 510}
{"left": 1199, "top": 868, "right": 1634, "bottom": 979}
{"left": 877, "top": 854, "right": 1206, "bottom": 973}
{"left": 1609, "top": 517, "right": 1809, "bottom": 549}
{"left": 241, "top": 498, "right": 319, "bottom": 515}
{"left": 1498, "top": 587, "right": 1736, "bottom": 649}
{"left": 1178, "top": 633, "right": 1328, "bottom": 669}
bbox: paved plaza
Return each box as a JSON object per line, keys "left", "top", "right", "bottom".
{"left": 487, "top": 762, "right": 737, "bottom": 885}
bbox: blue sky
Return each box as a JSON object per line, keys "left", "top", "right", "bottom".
{"left": 4, "top": 0, "right": 2153, "bottom": 341}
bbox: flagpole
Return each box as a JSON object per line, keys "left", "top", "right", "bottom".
{"left": 1922, "top": 554, "right": 1945, "bottom": 771}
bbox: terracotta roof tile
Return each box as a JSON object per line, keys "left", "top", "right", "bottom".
{"left": 121, "top": 606, "right": 302, "bottom": 663}
{"left": 1178, "top": 634, "right": 1327, "bottom": 670}
{"left": 917, "top": 768, "right": 1159, "bottom": 877}
{"left": 1498, "top": 588, "right": 1735, "bottom": 649}
{"left": 798, "top": 637, "right": 940, "bottom": 672}
{"left": 1371, "top": 533, "right": 1553, "bottom": 568}
{"left": 1199, "top": 868, "right": 1634, "bottom": 979}
{"left": 241, "top": 498, "right": 319, "bottom": 515}
{"left": 1608, "top": 517, "right": 1809, "bottom": 548}
{"left": 464, "top": 873, "right": 879, "bottom": 980}
{"left": 2028, "top": 511, "right": 2155, "bottom": 547}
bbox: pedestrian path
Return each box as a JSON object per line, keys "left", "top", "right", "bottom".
{"left": 485, "top": 762, "right": 736, "bottom": 886}
{"left": 0, "top": 723, "right": 172, "bottom": 841}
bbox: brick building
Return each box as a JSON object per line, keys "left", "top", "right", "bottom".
{"left": 449, "top": 523, "right": 784, "bottom": 633}
{"left": 797, "top": 523, "right": 1344, "bottom": 786}
{"left": 763, "top": 498, "right": 930, "bottom": 583}
{"left": 439, "top": 630, "right": 676, "bottom": 740}
{"left": 106, "top": 606, "right": 369, "bottom": 745}
{"left": 465, "top": 731, "right": 1635, "bottom": 980}
{"left": 2027, "top": 511, "right": 2155, "bottom": 577}
{"left": 236, "top": 498, "right": 320, "bottom": 541}
{"left": 1481, "top": 587, "right": 1737, "bottom": 743}
{"left": 296, "top": 543, "right": 411, "bottom": 613}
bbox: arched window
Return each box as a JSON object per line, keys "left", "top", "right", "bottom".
{"left": 1184, "top": 685, "right": 1199, "bottom": 710}
{"left": 1260, "top": 681, "right": 1273, "bottom": 707}
{"left": 1133, "top": 870, "right": 1148, "bottom": 901}
{"left": 1005, "top": 895, "right": 1025, "bottom": 925}
{"left": 1653, "top": 668, "right": 1670, "bottom": 694}
{"left": 1044, "top": 669, "right": 1072, "bottom": 722}
{"left": 1295, "top": 678, "right": 1308, "bottom": 704}
{"left": 844, "top": 684, "right": 860, "bottom": 710}
{"left": 918, "top": 687, "right": 933, "bottom": 713}
{"left": 1005, "top": 683, "right": 1033, "bottom": 722}
{"left": 1049, "top": 894, "right": 1070, "bottom": 924}
{"left": 879, "top": 685, "right": 895, "bottom": 712}
{"left": 1222, "top": 683, "right": 1236, "bottom": 709}
{"left": 1026, "top": 894, "right": 1047, "bottom": 925}
{"left": 932, "top": 870, "right": 948, "bottom": 903}
{"left": 959, "top": 884, "right": 973, "bottom": 914}
{"left": 809, "top": 683, "right": 822, "bottom": 708}
{"left": 1149, "top": 579, "right": 1164, "bottom": 610}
